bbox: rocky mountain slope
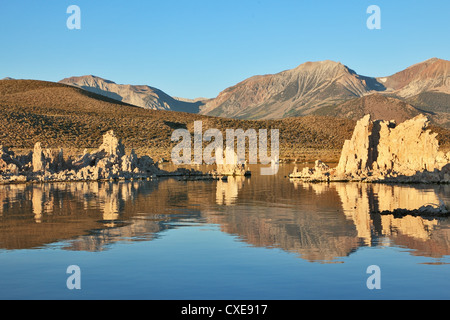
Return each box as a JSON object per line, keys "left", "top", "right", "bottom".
{"left": 378, "top": 58, "right": 449, "bottom": 98}
{"left": 199, "top": 60, "right": 385, "bottom": 119}
{"left": 199, "top": 58, "right": 449, "bottom": 123}
{"left": 59, "top": 75, "right": 204, "bottom": 113}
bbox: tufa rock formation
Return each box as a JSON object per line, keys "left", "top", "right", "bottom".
{"left": 0, "top": 145, "right": 27, "bottom": 175}
{"left": 0, "top": 130, "right": 218, "bottom": 184}
{"left": 210, "top": 147, "right": 251, "bottom": 177}
{"left": 290, "top": 114, "right": 450, "bottom": 183}
{"left": 30, "top": 130, "right": 161, "bottom": 182}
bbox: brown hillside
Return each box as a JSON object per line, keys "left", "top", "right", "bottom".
{"left": 313, "top": 93, "right": 423, "bottom": 124}
{"left": 0, "top": 79, "right": 363, "bottom": 162}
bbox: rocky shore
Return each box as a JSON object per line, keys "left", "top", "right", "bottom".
{"left": 0, "top": 131, "right": 251, "bottom": 184}
{"left": 289, "top": 114, "right": 450, "bottom": 184}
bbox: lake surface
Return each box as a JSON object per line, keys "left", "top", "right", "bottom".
{"left": 0, "top": 164, "right": 449, "bottom": 300}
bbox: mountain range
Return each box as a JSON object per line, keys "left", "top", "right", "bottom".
{"left": 1, "top": 75, "right": 449, "bottom": 162}
{"left": 0, "top": 79, "right": 365, "bottom": 162}
{"left": 199, "top": 58, "right": 449, "bottom": 124}
{"left": 57, "top": 58, "right": 450, "bottom": 127}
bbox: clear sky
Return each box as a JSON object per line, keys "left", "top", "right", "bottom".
{"left": 0, "top": 0, "right": 449, "bottom": 99}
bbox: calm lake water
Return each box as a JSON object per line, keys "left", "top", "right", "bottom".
{"left": 0, "top": 164, "right": 449, "bottom": 300}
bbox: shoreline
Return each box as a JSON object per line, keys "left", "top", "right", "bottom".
{"left": 0, "top": 130, "right": 252, "bottom": 186}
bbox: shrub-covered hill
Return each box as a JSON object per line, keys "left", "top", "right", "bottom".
{"left": 0, "top": 79, "right": 448, "bottom": 163}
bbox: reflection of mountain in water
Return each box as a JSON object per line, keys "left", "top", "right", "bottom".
{"left": 0, "top": 168, "right": 449, "bottom": 263}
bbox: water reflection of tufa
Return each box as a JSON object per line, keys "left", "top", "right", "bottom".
{"left": 27, "top": 182, "right": 136, "bottom": 224}
{"left": 216, "top": 176, "right": 246, "bottom": 206}
{"left": 0, "top": 181, "right": 170, "bottom": 251}
{"left": 0, "top": 175, "right": 449, "bottom": 262}
{"left": 292, "top": 181, "right": 450, "bottom": 246}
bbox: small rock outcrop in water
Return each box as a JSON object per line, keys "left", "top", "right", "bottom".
{"left": 290, "top": 114, "right": 450, "bottom": 183}
{"left": 210, "top": 147, "right": 251, "bottom": 177}
{"left": 0, "top": 130, "right": 215, "bottom": 184}
{"left": 376, "top": 200, "right": 449, "bottom": 217}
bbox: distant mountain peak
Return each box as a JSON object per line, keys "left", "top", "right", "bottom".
{"left": 200, "top": 59, "right": 383, "bottom": 119}
{"left": 421, "top": 57, "right": 447, "bottom": 64}
{"left": 59, "top": 75, "right": 203, "bottom": 113}
{"left": 61, "top": 75, "right": 117, "bottom": 85}
{"left": 292, "top": 59, "right": 348, "bottom": 72}
{"left": 379, "top": 58, "right": 449, "bottom": 97}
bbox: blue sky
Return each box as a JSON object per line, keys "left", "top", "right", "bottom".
{"left": 0, "top": 0, "right": 449, "bottom": 99}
